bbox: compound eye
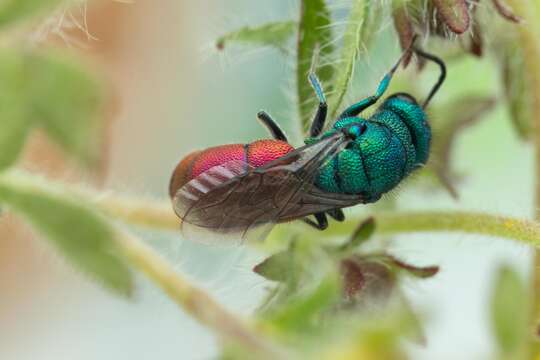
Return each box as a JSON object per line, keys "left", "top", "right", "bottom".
{"left": 389, "top": 92, "right": 418, "bottom": 104}
{"left": 347, "top": 123, "right": 367, "bottom": 140}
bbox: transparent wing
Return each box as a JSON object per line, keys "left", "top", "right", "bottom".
{"left": 172, "top": 132, "right": 365, "bottom": 243}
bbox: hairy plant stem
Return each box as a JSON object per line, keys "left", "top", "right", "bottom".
{"left": 504, "top": 0, "right": 540, "bottom": 352}
{"left": 11, "top": 170, "right": 540, "bottom": 354}
{"left": 90, "top": 190, "right": 540, "bottom": 246}
{"left": 114, "top": 231, "right": 286, "bottom": 359}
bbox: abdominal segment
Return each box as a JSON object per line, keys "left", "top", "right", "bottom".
{"left": 169, "top": 140, "right": 294, "bottom": 198}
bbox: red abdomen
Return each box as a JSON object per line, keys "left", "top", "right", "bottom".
{"left": 169, "top": 139, "right": 294, "bottom": 198}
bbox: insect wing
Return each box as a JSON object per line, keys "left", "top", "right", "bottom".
{"left": 172, "top": 132, "right": 364, "bottom": 243}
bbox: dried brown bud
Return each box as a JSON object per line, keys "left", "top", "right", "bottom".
{"left": 432, "top": 0, "right": 471, "bottom": 34}
{"left": 392, "top": 4, "right": 416, "bottom": 67}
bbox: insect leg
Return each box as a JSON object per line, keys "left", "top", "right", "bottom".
{"left": 414, "top": 48, "right": 447, "bottom": 109}
{"left": 302, "top": 212, "right": 328, "bottom": 230}
{"left": 326, "top": 209, "right": 345, "bottom": 222}
{"left": 337, "top": 40, "right": 416, "bottom": 119}
{"left": 308, "top": 73, "right": 328, "bottom": 137}
{"left": 257, "top": 111, "right": 288, "bottom": 141}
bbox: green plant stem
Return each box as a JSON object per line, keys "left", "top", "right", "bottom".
{"left": 115, "top": 231, "right": 286, "bottom": 359}
{"left": 11, "top": 170, "right": 540, "bottom": 352}
{"left": 93, "top": 192, "right": 178, "bottom": 229}
{"left": 327, "top": 212, "right": 540, "bottom": 245}
{"left": 504, "top": 0, "right": 540, "bottom": 352}
{"left": 92, "top": 191, "right": 540, "bottom": 246}
{"left": 15, "top": 169, "right": 537, "bottom": 247}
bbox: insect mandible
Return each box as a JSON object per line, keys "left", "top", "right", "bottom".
{"left": 169, "top": 41, "right": 446, "bottom": 243}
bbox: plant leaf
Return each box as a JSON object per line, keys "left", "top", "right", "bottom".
{"left": 328, "top": 0, "right": 370, "bottom": 120}
{"left": 502, "top": 46, "right": 532, "bottom": 140}
{"left": 490, "top": 265, "right": 528, "bottom": 357}
{"left": 216, "top": 21, "right": 296, "bottom": 52}
{"left": 297, "top": 0, "right": 334, "bottom": 132}
{"left": 0, "top": 171, "right": 133, "bottom": 295}
{"left": 0, "top": 50, "right": 105, "bottom": 170}
{"left": 0, "top": 0, "right": 63, "bottom": 29}
{"left": 388, "top": 257, "right": 439, "bottom": 278}
{"left": 27, "top": 51, "right": 105, "bottom": 166}
{"left": 429, "top": 96, "right": 495, "bottom": 197}
{"left": 253, "top": 250, "right": 295, "bottom": 282}
{"left": 0, "top": 52, "right": 30, "bottom": 170}
{"left": 263, "top": 273, "right": 339, "bottom": 333}
{"left": 339, "top": 217, "right": 375, "bottom": 252}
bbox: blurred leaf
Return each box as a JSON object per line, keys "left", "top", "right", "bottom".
{"left": 0, "top": 50, "right": 104, "bottom": 170}
{"left": 328, "top": 0, "right": 373, "bottom": 119}
{"left": 0, "top": 0, "right": 63, "bottom": 29}
{"left": 297, "top": 0, "right": 334, "bottom": 131}
{"left": 432, "top": 0, "right": 470, "bottom": 34}
{"left": 263, "top": 273, "right": 340, "bottom": 333}
{"left": 502, "top": 46, "right": 532, "bottom": 140}
{"left": 392, "top": 2, "right": 416, "bottom": 67}
{"left": 0, "top": 171, "right": 133, "bottom": 295}
{"left": 339, "top": 217, "right": 375, "bottom": 252}
{"left": 388, "top": 256, "right": 439, "bottom": 278}
{"left": 491, "top": 0, "right": 522, "bottom": 23}
{"left": 316, "top": 294, "right": 424, "bottom": 359}
{"left": 27, "top": 51, "right": 104, "bottom": 166}
{"left": 254, "top": 250, "right": 295, "bottom": 282}
{"left": 0, "top": 52, "right": 30, "bottom": 170}
{"left": 430, "top": 95, "right": 495, "bottom": 197}
{"left": 490, "top": 265, "right": 528, "bottom": 358}
{"left": 216, "top": 21, "right": 296, "bottom": 52}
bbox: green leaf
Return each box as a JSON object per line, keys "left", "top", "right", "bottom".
{"left": 0, "top": 50, "right": 104, "bottom": 170}
{"left": 27, "top": 51, "right": 104, "bottom": 166}
{"left": 339, "top": 217, "right": 375, "bottom": 252}
{"left": 429, "top": 96, "right": 495, "bottom": 197}
{"left": 264, "top": 273, "right": 340, "bottom": 333}
{"left": 216, "top": 21, "right": 296, "bottom": 52}
{"left": 0, "top": 52, "right": 30, "bottom": 170}
{"left": 0, "top": 0, "right": 63, "bottom": 29}
{"left": 490, "top": 265, "right": 528, "bottom": 357}
{"left": 0, "top": 171, "right": 133, "bottom": 295}
{"left": 502, "top": 46, "right": 532, "bottom": 140}
{"left": 297, "top": 0, "right": 334, "bottom": 132}
{"left": 328, "top": 0, "right": 372, "bottom": 119}
{"left": 253, "top": 250, "right": 295, "bottom": 282}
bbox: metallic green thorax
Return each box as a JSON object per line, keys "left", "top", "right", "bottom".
{"left": 306, "top": 96, "right": 430, "bottom": 202}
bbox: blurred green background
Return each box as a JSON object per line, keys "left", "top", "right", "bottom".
{"left": 0, "top": 0, "right": 533, "bottom": 359}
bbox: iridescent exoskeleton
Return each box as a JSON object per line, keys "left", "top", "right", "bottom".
{"left": 169, "top": 43, "right": 446, "bottom": 242}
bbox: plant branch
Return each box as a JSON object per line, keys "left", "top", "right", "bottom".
{"left": 114, "top": 230, "right": 287, "bottom": 359}
{"left": 328, "top": 212, "right": 540, "bottom": 245}
{"left": 93, "top": 192, "right": 178, "bottom": 230}
{"left": 13, "top": 168, "right": 530, "bottom": 247}
{"left": 7, "top": 169, "right": 540, "bottom": 354}
{"left": 91, "top": 190, "right": 540, "bottom": 247}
